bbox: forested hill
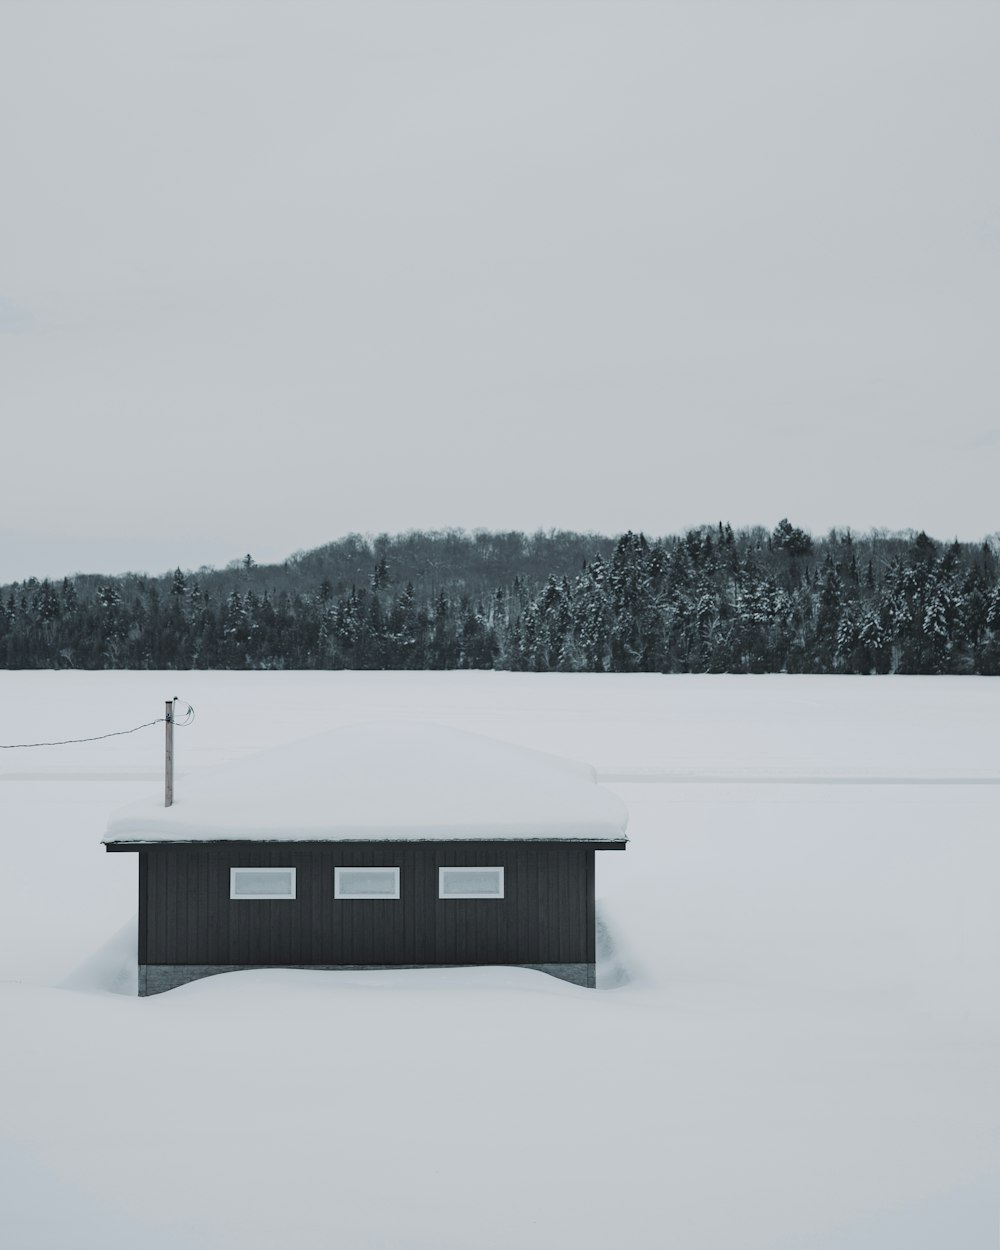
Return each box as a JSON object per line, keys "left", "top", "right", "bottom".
{"left": 2, "top": 524, "right": 999, "bottom": 674}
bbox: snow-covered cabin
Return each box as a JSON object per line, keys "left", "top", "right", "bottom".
{"left": 104, "top": 722, "right": 628, "bottom": 994}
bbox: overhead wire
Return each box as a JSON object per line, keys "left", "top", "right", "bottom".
{"left": 0, "top": 701, "right": 195, "bottom": 749}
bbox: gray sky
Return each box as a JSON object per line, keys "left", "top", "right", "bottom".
{"left": 2, "top": 0, "right": 998, "bottom": 583}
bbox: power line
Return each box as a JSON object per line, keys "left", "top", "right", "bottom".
{"left": 0, "top": 719, "right": 165, "bottom": 749}
{"left": 0, "top": 702, "right": 194, "bottom": 749}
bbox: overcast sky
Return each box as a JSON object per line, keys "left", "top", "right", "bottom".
{"left": 1, "top": 0, "right": 998, "bottom": 583}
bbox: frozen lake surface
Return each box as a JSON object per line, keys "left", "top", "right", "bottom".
{"left": 1, "top": 673, "right": 998, "bottom": 1249}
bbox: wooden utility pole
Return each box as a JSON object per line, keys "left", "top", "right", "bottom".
{"left": 165, "top": 698, "right": 175, "bottom": 807}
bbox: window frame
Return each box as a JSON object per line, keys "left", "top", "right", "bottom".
{"left": 438, "top": 866, "right": 505, "bottom": 900}
{"left": 334, "top": 866, "right": 401, "bottom": 900}
{"left": 229, "top": 866, "right": 297, "bottom": 900}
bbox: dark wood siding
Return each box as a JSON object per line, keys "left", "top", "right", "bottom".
{"left": 141, "top": 842, "right": 596, "bottom": 967}
{"left": 138, "top": 852, "right": 148, "bottom": 965}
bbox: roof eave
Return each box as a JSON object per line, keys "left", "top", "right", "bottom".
{"left": 104, "top": 834, "right": 629, "bottom": 851}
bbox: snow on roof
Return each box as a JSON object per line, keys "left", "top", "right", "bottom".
{"left": 104, "top": 722, "right": 629, "bottom": 845}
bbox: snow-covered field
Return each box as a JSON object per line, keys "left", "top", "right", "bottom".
{"left": 2, "top": 672, "right": 998, "bottom": 1249}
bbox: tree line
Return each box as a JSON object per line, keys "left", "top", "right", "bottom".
{"left": 2, "top": 523, "right": 1000, "bottom": 674}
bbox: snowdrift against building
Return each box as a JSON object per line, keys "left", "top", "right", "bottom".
{"left": 104, "top": 721, "right": 629, "bottom": 844}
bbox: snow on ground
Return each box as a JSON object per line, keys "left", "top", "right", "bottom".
{"left": 2, "top": 673, "right": 999, "bottom": 1249}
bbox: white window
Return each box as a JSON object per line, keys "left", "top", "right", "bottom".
{"left": 334, "top": 866, "right": 401, "bottom": 900}
{"left": 230, "top": 867, "right": 296, "bottom": 900}
{"left": 438, "top": 867, "right": 504, "bottom": 899}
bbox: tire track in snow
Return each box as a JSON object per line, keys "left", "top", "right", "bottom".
{"left": 596, "top": 771, "right": 1000, "bottom": 786}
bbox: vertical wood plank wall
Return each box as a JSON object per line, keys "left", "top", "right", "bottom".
{"left": 141, "top": 842, "right": 596, "bottom": 967}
